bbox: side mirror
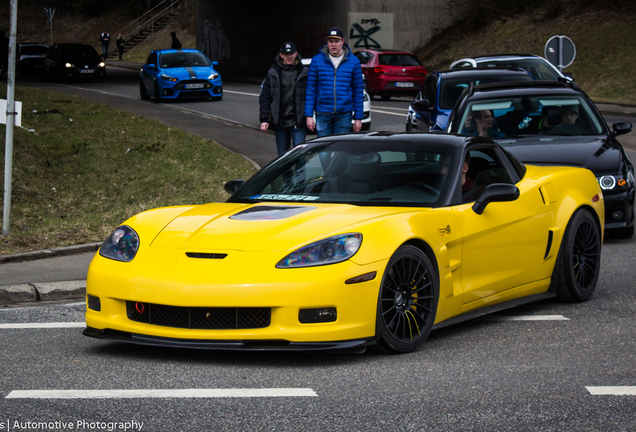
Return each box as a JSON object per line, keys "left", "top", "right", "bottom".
{"left": 413, "top": 99, "right": 432, "bottom": 111}
{"left": 612, "top": 121, "right": 632, "bottom": 137}
{"left": 147, "top": 64, "right": 158, "bottom": 71}
{"left": 212, "top": 61, "right": 219, "bottom": 67}
{"left": 472, "top": 183, "right": 520, "bottom": 215}
{"left": 224, "top": 179, "right": 245, "bottom": 195}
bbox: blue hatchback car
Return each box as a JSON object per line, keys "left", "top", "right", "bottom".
{"left": 405, "top": 68, "right": 534, "bottom": 132}
{"left": 139, "top": 49, "right": 222, "bottom": 102}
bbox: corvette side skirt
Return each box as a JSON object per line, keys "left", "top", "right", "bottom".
{"left": 83, "top": 327, "right": 375, "bottom": 352}
{"left": 432, "top": 292, "right": 556, "bottom": 330}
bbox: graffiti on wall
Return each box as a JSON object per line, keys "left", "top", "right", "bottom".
{"left": 348, "top": 13, "right": 394, "bottom": 50}
{"left": 201, "top": 20, "right": 231, "bottom": 62}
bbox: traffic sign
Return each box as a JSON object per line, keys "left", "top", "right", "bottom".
{"left": 545, "top": 35, "right": 576, "bottom": 72}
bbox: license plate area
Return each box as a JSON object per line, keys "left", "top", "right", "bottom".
{"left": 396, "top": 82, "right": 414, "bottom": 88}
{"left": 80, "top": 69, "right": 95, "bottom": 74}
{"left": 185, "top": 83, "right": 205, "bottom": 89}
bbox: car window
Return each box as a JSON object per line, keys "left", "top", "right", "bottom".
{"left": 439, "top": 75, "right": 534, "bottom": 110}
{"left": 462, "top": 148, "right": 515, "bottom": 203}
{"left": 20, "top": 46, "right": 48, "bottom": 55}
{"left": 145, "top": 53, "right": 157, "bottom": 65}
{"left": 159, "top": 52, "right": 211, "bottom": 68}
{"left": 379, "top": 54, "right": 421, "bottom": 67}
{"left": 478, "top": 59, "right": 560, "bottom": 81}
{"left": 230, "top": 141, "right": 461, "bottom": 207}
{"left": 457, "top": 95, "right": 603, "bottom": 137}
{"left": 421, "top": 75, "right": 438, "bottom": 104}
{"left": 355, "top": 51, "right": 374, "bottom": 64}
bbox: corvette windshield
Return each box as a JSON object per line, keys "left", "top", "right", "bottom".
{"left": 457, "top": 95, "right": 604, "bottom": 137}
{"left": 159, "top": 52, "right": 210, "bottom": 68}
{"left": 230, "top": 141, "right": 459, "bottom": 207}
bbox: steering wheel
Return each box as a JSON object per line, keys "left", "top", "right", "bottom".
{"left": 545, "top": 123, "right": 587, "bottom": 135}
{"left": 408, "top": 182, "right": 440, "bottom": 197}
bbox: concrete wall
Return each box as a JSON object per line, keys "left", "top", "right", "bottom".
{"left": 196, "top": 0, "right": 464, "bottom": 77}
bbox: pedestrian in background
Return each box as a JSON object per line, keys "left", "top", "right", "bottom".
{"left": 100, "top": 30, "right": 110, "bottom": 60}
{"left": 259, "top": 42, "right": 308, "bottom": 156}
{"left": 171, "top": 32, "right": 182, "bottom": 50}
{"left": 116, "top": 34, "right": 125, "bottom": 60}
{"left": 305, "top": 27, "right": 364, "bottom": 137}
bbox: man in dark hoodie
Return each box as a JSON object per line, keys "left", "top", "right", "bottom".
{"left": 259, "top": 42, "right": 308, "bottom": 156}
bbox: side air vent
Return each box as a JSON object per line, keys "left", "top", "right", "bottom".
{"left": 544, "top": 230, "right": 554, "bottom": 260}
{"left": 186, "top": 252, "right": 228, "bottom": 259}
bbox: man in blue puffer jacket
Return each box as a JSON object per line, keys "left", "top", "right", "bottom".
{"left": 305, "top": 27, "right": 364, "bottom": 136}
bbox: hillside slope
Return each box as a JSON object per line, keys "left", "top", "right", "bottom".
{"left": 415, "top": 5, "right": 636, "bottom": 104}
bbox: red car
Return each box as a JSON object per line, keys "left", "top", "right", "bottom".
{"left": 354, "top": 49, "right": 427, "bottom": 100}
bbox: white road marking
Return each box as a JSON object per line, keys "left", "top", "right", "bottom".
{"left": 371, "top": 108, "right": 407, "bottom": 116}
{"left": 6, "top": 388, "right": 318, "bottom": 399}
{"left": 224, "top": 90, "right": 259, "bottom": 97}
{"left": 586, "top": 386, "right": 636, "bottom": 396}
{"left": 478, "top": 315, "right": 570, "bottom": 321}
{"left": 0, "top": 322, "right": 85, "bottom": 329}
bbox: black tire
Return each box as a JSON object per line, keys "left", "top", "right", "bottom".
{"left": 139, "top": 80, "right": 150, "bottom": 100}
{"left": 361, "top": 121, "right": 371, "bottom": 131}
{"left": 154, "top": 82, "right": 162, "bottom": 103}
{"left": 376, "top": 245, "right": 438, "bottom": 353}
{"left": 553, "top": 209, "right": 601, "bottom": 302}
{"left": 381, "top": 93, "right": 391, "bottom": 101}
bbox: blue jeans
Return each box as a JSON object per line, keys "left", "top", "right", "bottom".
{"left": 316, "top": 112, "right": 352, "bottom": 137}
{"left": 102, "top": 45, "right": 109, "bottom": 59}
{"left": 274, "top": 126, "right": 306, "bottom": 156}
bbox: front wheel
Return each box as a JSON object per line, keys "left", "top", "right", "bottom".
{"left": 553, "top": 209, "right": 601, "bottom": 302}
{"left": 376, "top": 245, "right": 438, "bottom": 353}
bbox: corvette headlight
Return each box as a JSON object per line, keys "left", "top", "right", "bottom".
{"left": 208, "top": 72, "right": 219, "bottom": 80}
{"left": 276, "top": 233, "right": 362, "bottom": 268}
{"left": 161, "top": 74, "right": 178, "bottom": 82}
{"left": 99, "top": 225, "right": 140, "bottom": 262}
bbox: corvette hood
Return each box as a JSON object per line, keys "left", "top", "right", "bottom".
{"left": 151, "top": 203, "right": 406, "bottom": 252}
{"left": 498, "top": 135, "right": 621, "bottom": 175}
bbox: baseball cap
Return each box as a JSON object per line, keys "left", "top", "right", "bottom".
{"left": 279, "top": 42, "right": 297, "bottom": 54}
{"left": 326, "top": 27, "right": 344, "bottom": 39}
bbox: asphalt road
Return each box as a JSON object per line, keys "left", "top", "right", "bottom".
{"left": 1, "top": 66, "right": 635, "bottom": 431}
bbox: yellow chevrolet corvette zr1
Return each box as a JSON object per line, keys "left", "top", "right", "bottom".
{"left": 84, "top": 133, "right": 604, "bottom": 353}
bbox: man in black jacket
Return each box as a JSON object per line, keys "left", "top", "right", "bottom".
{"left": 100, "top": 30, "right": 110, "bottom": 59}
{"left": 259, "top": 42, "right": 308, "bottom": 156}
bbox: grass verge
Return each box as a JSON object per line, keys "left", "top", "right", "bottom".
{"left": 0, "top": 83, "right": 257, "bottom": 256}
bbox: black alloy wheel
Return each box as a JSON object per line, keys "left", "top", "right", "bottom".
{"left": 554, "top": 209, "right": 601, "bottom": 302}
{"left": 139, "top": 80, "right": 150, "bottom": 100}
{"left": 154, "top": 81, "right": 162, "bottom": 103}
{"left": 376, "top": 245, "right": 438, "bottom": 353}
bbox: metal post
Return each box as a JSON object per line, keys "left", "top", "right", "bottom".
{"left": 558, "top": 35, "right": 563, "bottom": 73}
{"left": 3, "top": 0, "right": 18, "bottom": 236}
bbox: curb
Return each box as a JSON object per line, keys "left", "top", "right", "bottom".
{"left": 0, "top": 280, "right": 86, "bottom": 306}
{"left": 0, "top": 243, "right": 102, "bottom": 264}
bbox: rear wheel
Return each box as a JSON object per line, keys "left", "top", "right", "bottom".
{"left": 376, "top": 245, "right": 438, "bottom": 353}
{"left": 553, "top": 209, "right": 601, "bottom": 302}
{"left": 381, "top": 93, "right": 391, "bottom": 101}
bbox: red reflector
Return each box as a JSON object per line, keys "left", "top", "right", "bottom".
{"left": 592, "top": 194, "right": 600, "bottom": 202}
{"left": 135, "top": 302, "right": 146, "bottom": 314}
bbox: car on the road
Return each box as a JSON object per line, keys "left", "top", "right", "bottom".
{"left": 301, "top": 58, "right": 371, "bottom": 131}
{"left": 406, "top": 68, "right": 535, "bottom": 132}
{"left": 139, "top": 49, "right": 223, "bottom": 102}
{"left": 17, "top": 43, "right": 48, "bottom": 75}
{"left": 84, "top": 132, "right": 603, "bottom": 354}
{"left": 44, "top": 43, "right": 105, "bottom": 82}
{"left": 354, "top": 49, "right": 427, "bottom": 100}
{"left": 450, "top": 54, "right": 571, "bottom": 82}
{"left": 445, "top": 80, "right": 634, "bottom": 238}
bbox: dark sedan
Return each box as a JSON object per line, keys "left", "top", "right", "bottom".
{"left": 446, "top": 81, "right": 634, "bottom": 238}
{"left": 406, "top": 68, "right": 534, "bottom": 132}
{"left": 44, "top": 43, "right": 105, "bottom": 82}
{"left": 17, "top": 43, "right": 48, "bottom": 75}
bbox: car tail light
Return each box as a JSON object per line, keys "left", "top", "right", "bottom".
{"left": 416, "top": 68, "right": 427, "bottom": 75}
{"left": 373, "top": 68, "right": 390, "bottom": 74}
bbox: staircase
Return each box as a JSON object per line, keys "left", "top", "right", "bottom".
{"left": 105, "top": 0, "right": 186, "bottom": 60}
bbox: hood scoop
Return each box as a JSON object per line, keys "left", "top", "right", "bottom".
{"left": 229, "top": 206, "right": 316, "bottom": 221}
{"left": 185, "top": 252, "right": 227, "bottom": 259}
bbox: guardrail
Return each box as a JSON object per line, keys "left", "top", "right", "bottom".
{"left": 115, "top": 0, "right": 189, "bottom": 44}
